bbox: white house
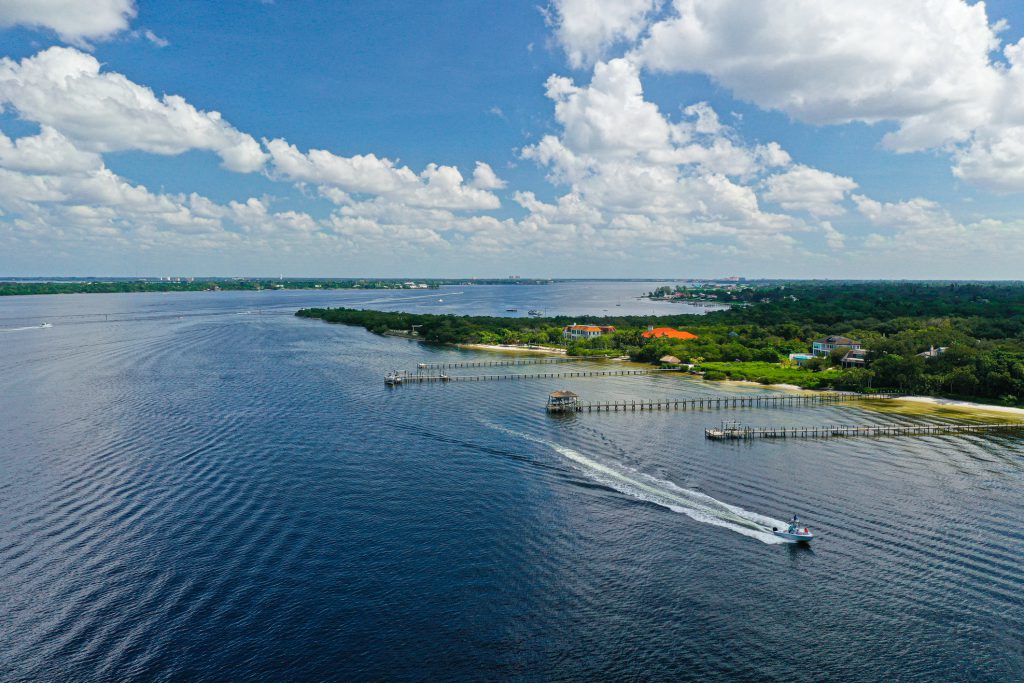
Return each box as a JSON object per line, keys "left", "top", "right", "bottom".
{"left": 562, "top": 324, "right": 616, "bottom": 340}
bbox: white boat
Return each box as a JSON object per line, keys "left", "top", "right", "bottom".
{"left": 773, "top": 515, "right": 814, "bottom": 543}
{"left": 40, "top": 322, "right": 52, "bottom": 328}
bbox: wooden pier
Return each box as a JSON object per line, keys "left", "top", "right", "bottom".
{"left": 386, "top": 368, "right": 679, "bottom": 385}
{"left": 417, "top": 357, "right": 583, "bottom": 370}
{"left": 704, "top": 421, "right": 1024, "bottom": 440}
{"left": 546, "top": 392, "right": 899, "bottom": 413}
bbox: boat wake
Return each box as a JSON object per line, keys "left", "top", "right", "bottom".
{"left": 490, "top": 424, "right": 787, "bottom": 544}
{"left": 1, "top": 323, "right": 52, "bottom": 332}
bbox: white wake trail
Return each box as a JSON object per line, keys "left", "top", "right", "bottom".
{"left": 494, "top": 424, "right": 787, "bottom": 544}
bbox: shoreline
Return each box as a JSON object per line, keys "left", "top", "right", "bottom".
{"left": 888, "top": 395, "right": 1024, "bottom": 418}
{"left": 698, "top": 377, "right": 1024, "bottom": 417}
{"left": 455, "top": 342, "right": 568, "bottom": 355}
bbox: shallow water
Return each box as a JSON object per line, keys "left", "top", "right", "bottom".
{"left": 1, "top": 285, "right": 1022, "bottom": 681}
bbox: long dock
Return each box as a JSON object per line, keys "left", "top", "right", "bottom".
{"left": 704, "top": 422, "right": 1024, "bottom": 440}
{"left": 386, "top": 368, "right": 678, "bottom": 384}
{"left": 547, "top": 392, "right": 899, "bottom": 413}
{"left": 417, "top": 357, "right": 583, "bottom": 370}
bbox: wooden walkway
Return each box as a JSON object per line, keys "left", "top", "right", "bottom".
{"left": 704, "top": 422, "right": 1024, "bottom": 440}
{"left": 417, "top": 357, "right": 582, "bottom": 370}
{"left": 548, "top": 392, "right": 899, "bottom": 413}
{"left": 387, "top": 368, "right": 678, "bottom": 384}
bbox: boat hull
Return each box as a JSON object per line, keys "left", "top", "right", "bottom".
{"left": 773, "top": 530, "right": 814, "bottom": 543}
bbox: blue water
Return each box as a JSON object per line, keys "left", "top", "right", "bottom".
{"left": 1, "top": 283, "right": 1022, "bottom": 681}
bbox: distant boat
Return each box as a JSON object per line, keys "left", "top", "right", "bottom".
{"left": 438, "top": 298, "right": 444, "bottom": 302}
{"left": 506, "top": 307, "right": 518, "bottom": 312}
{"left": 40, "top": 322, "right": 52, "bottom": 328}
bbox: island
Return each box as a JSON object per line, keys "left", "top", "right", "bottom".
{"left": 297, "top": 281, "right": 1024, "bottom": 406}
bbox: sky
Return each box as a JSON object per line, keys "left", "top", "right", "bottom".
{"left": 2, "top": 1, "right": 1024, "bottom": 278}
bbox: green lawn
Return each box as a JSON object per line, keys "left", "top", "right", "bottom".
{"left": 696, "top": 361, "right": 846, "bottom": 388}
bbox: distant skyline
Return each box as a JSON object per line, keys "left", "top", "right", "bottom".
{"left": 2, "top": 1, "right": 1024, "bottom": 278}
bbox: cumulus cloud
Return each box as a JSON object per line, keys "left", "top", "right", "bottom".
{"left": 471, "top": 161, "right": 506, "bottom": 189}
{"left": 763, "top": 165, "right": 857, "bottom": 217}
{"left": 545, "top": 0, "right": 1024, "bottom": 193}
{"left": 549, "top": 0, "right": 658, "bottom": 68}
{"left": 0, "top": 0, "right": 136, "bottom": 46}
{"left": 520, "top": 57, "right": 810, "bottom": 250}
{"left": 847, "top": 192, "right": 1024, "bottom": 268}
{"left": 632, "top": 0, "right": 1002, "bottom": 151}
{"left": 265, "top": 138, "right": 501, "bottom": 210}
{"left": 0, "top": 48, "right": 267, "bottom": 172}
{"left": 0, "top": 126, "right": 102, "bottom": 174}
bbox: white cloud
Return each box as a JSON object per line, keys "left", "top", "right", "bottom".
{"left": 849, "top": 192, "right": 1024, "bottom": 264}
{"left": 265, "top": 138, "right": 500, "bottom": 210}
{"left": 0, "top": 48, "right": 267, "bottom": 172}
{"left": 545, "top": 0, "right": 1024, "bottom": 193}
{"left": 543, "top": 59, "right": 671, "bottom": 158}
{"left": 521, "top": 58, "right": 808, "bottom": 250}
{"left": 0, "top": 126, "right": 102, "bottom": 174}
{"left": 853, "top": 194, "right": 957, "bottom": 234}
{"left": 0, "top": 0, "right": 135, "bottom": 46}
{"left": 142, "top": 29, "right": 169, "bottom": 48}
{"left": 471, "top": 161, "right": 506, "bottom": 189}
{"left": 550, "top": 0, "right": 658, "bottom": 68}
{"left": 763, "top": 165, "right": 857, "bottom": 217}
{"left": 632, "top": 0, "right": 1002, "bottom": 151}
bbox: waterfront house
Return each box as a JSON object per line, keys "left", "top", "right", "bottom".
{"left": 562, "top": 324, "right": 616, "bottom": 340}
{"left": 811, "top": 335, "right": 861, "bottom": 357}
{"left": 659, "top": 355, "right": 683, "bottom": 365}
{"left": 641, "top": 326, "right": 699, "bottom": 340}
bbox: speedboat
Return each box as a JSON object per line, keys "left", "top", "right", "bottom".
{"left": 773, "top": 515, "right": 814, "bottom": 543}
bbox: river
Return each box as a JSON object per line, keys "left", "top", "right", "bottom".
{"left": 0, "top": 283, "right": 1021, "bottom": 681}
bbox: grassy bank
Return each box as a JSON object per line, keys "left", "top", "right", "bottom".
{"left": 694, "top": 362, "right": 849, "bottom": 389}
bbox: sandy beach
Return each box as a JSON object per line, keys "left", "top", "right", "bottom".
{"left": 455, "top": 343, "right": 568, "bottom": 355}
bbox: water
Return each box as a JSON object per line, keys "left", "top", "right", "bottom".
{"left": 1, "top": 284, "right": 1022, "bottom": 681}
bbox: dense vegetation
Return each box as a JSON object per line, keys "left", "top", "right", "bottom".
{"left": 298, "top": 281, "right": 1024, "bottom": 404}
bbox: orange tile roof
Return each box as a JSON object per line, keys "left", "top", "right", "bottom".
{"left": 641, "top": 327, "right": 699, "bottom": 340}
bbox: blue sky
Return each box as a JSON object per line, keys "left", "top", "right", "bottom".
{"left": 2, "top": 1, "right": 1024, "bottom": 278}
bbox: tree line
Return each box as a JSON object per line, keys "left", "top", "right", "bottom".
{"left": 297, "top": 281, "right": 1024, "bottom": 404}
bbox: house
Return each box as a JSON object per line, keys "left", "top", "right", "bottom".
{"left": 812, "top": 335, "right": 861, "bottom": 357}
{"left": 917, "top": 346, "right": 948, "bottom": 359}
{"left": 841, "top": 348, "right": 868, "bottom": 368}
{"left": 659, "top": 355, "right": 683, "bottom": 365}
{"left": 562, "top": 324, "right": 616, "bottom": 340}
{"left": 641, "top": 326, "right": 699, "bottom": 340}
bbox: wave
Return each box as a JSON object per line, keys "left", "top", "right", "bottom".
{"left": 491, "top": 424, "right": 787, "bottom": 544}
{"left": 359, "top": 291, "right": 466, "bottom": 305}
